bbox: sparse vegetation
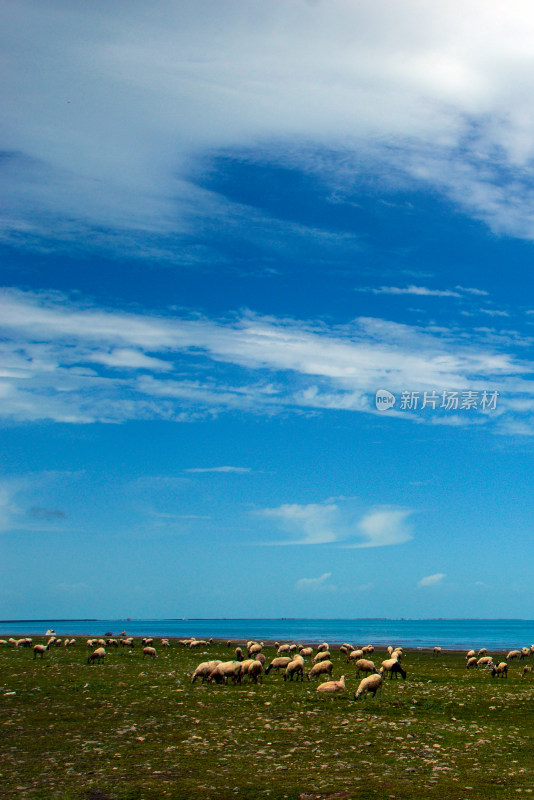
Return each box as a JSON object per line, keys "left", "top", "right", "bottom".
{"left": 1, "top": 638, "right": 534, "bottom": 799}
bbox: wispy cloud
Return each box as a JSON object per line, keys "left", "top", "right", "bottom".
{"left": 295, "top": 572, "right": 334, "bottom": 591}
{"left": 0, "top": 289, "right": 533, "bottom": 432}
{"left": 184, "top": 466, "right": 252, "bottom": 474}
{"left": 352, "top": 508, "right": 414, "bottom": 549}
{"left": 258, "top": 503, "right": 339, "bottom": 545}
{"left": 358, "top": 285, "right": 461, "bottom": 297}
{"left": 418, "top": 573, "right": 446, "bottom": 587}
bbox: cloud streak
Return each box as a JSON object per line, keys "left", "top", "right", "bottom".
{"left": 0, "top": 289, "right": 533, "bottom": 431}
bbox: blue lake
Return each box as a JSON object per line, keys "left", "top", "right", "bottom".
{"left": 1, "top": 618, "right": 534, "bottom": 650}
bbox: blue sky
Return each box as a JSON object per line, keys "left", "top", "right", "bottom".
{"left": 2, "top": 0, "right": 534, "bottom": 619}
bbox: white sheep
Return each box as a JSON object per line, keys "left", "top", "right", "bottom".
{"left": 476, "top": 656, "right": 493, "bottom": 668}
{"left": 433, "top": 646, "right": 442, "bottom": 656}
{"left": 248, "top": 643, "right": 263, "bottom": 657}
{"left": 299, "top": 647, "right": 313, "bottom": 658}
{"left": 521, "top": 647, "right": 530, "bottom": 659}
{"left": 354, "top": 673, "right": 382, "bottom": 700}
{"left": 506, "top": 649, "right": 521, "bottom": 661}
{"left": 33, "top": 644, "right": 49, "bottom": 659}
{"left": 379, "top": 658, "right": 407, "bottom": 680}
{"left": 88, "top": 647, "right": 106, "bottom": 665}
{"left": 284, "top": 656, "right": 304, "bottom": 682}
{"left": 354, "top": 659, "right": 378, "bottom": 677}
{"left": 466, "top": 656, "right": 478, "bottom": 669}
{"left": 191, "top": 660, "right": 222, "bottom": 683}
{"left": 466, "top": 649, "right": 476, "bottom": 659}
{"left": 245, "top": 660, "right": 263, "bottom": 684}
{"left": 208, "top": 661, "right": 242, "bottom": 684}
{"left": 522, "top": 665, "right": 533, "bottom": 678}
{"left": 306, "top": 660, "right": 333, "bottom": 681}
{"left": 317, "top": 642, "right": 330, "bottom": 653}
{"left": 313, "top": 651, "right": 331, "bottom": 664}
{"left": 277, "top": 644, "right": 291, "bottom": 655}
{"left": 316, "top": 675, "right": 345, "bottom": 693}
{"left": 347, "top": 649, "right": 364, "bottom": 663}
{"left": 265, "top": 657, "right": 292, "bottom": 674}
{"left": 143, "top": 646, "right": 157, "bottom": 659}
{"left": 362, "top": 644, "right": 374, "bottom": 654}
{"left": 491, "top": 662, "right": 508, "bottom": 678}
{"left": 478, "top": 648, "right": 487, "bottom": 656}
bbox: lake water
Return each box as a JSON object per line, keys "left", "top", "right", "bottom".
{"left": 2, "top": 618, "right": 534, "bottom": 650}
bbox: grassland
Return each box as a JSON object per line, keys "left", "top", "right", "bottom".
{"left": 1, "top": 637, "right": 534, "bottom": 799}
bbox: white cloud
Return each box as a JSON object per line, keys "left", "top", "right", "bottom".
{"left": 418, "top": 573, "right": 446, "bottom": 587}
{"left": 257, "top": 500, "right": 415, "bottom": 547}
{"left": 0, "top": 289, "right": 533, "bottom": 432}
{"left": 5, "top": 2, "right": 534, "bottom": 245}
{"left": 258, "top": 503, "right": 340, "bottom": 545}
{"left": 295, "top": 572, "right": 334, "bottom": 591}
{"left": 359, "top": 285, "right": 461, "bottom": 297}
{"left": 352, "top": 508, "right": 414, "bottom": 549}
{"left": 184, "top": 466, "right": 251, "bottom": 474}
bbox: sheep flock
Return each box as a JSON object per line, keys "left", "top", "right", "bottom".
{"left": 4, "top": 633, "right": 534, "bottom": 705}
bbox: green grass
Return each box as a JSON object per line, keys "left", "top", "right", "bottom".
{"left": 1, "top": 639, "right": 534, "bottom": 799}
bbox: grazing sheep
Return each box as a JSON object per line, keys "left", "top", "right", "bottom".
{"left": 161, "top": 639, "right": 171, "bottom": 648}
{"left": 466, "top": 657, "right": 478, "bottom": 669}
{"left": 208, "top": 661, "right": 242, "bottom": 684}
{"left": 354, "top": 659, "right": 378, "bottom": 677}
{"left": 143, "top": 646, "right": 157, "bottom": 659}
{"left": 477, "top": 656, "right": 493, "bottom": 668}
{"left": 466, "top": 649, "right": 476, "bottom": 659}
{"left": 191, "top": 660, "right": 222, "bottom": 683}
{"left": 313, "top": 651, "right": 331, "bottom": 664}
{"left": 299, "top": 647, "right": 313, "bottom": 658}
{"left": 277, "top": 644, "right": 291, "bottom": 655}
{"left": 284, "top": 656, "right": 304, "bottom": 682}
{"left": 316, "top": 675, "right": 345, "bottom": 693}
{"left": 522, "top": 665, "right": 533, "bottom": 678}
{"left": 521, "top": 647, "right": 530, "bottom": 659}
{"left": 0, "top": 640, "right": 7, "bottom": 645}
{"left": 87, "top": 647, "right": 106, "bottom": 665}
{"left": 478, "top": 648, "right": 487, "bottom": 656}
{"left": 380, "top": 659, "right": 407, "bottom": 680}
{"left": 33, "top": 644, "right": 48, "bottom": 659}
{"left": 248, "top": 643, "right": 263, "bottom": 657}
{"left": 254, "top": 653, "right": 266, "bottom": 666}
{"left": 362, "top": 644, "right": 374, "bottom": 654}
{"left": 354, "top": 673, "right": 383, "bottom": 700}
{"left": 317, "top": 642, "right": 330, "bottom": 653}
{"left": 433, "top": 646, "right": 442, "bottom": 656}
{"left": 265, "top": 657, "right": 292, "bottom": 674}
{"left": 246, "top": 660, "right": 264, "bottom": 684}
{"left": 491, "top": 662, "right": 508, "bottom": 678}
{"left": 142, "top": 637, "right": 154, "bottom": 647}
{"left": 392, "top": 649, "right": 403, "bottom": 662}
{"left": 235, "top": 647, "right": 244, "bottom": 661}
{"left": 306, "top": 660, "right": 333, "bottom": 681}
{"left": 97, "top": 639, "right": 106, "bottom": 647}
{"left": 347, "top": 649, "right": 364, "bottom": 663}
